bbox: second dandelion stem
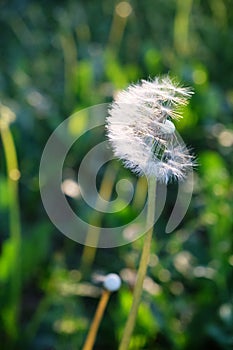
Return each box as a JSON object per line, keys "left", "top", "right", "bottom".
{"left": 119, "top": 176, "right": 156, "bottom": 350}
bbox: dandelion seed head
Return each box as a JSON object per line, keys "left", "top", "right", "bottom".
{"left": 106, "top": 76, "right": 194, "bottom": 183}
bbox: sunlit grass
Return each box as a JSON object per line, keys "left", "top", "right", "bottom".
{"left": 0, "top": 104, "right": 21, "bottom": 341}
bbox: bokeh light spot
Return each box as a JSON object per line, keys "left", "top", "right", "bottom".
{"left": 218, "top": 130, "right": 233, "bottom": 147}
{"left": 9, "top": 169, "right": 21, "bottom": 181}
{"left": 61, "top": 179, "right": 80, "bottom": 198}
{"left": 116, "top": 2, "right": 132, "bottom": 18}
{"left": 192, "top": 69, "right": 207, "bottom": 85}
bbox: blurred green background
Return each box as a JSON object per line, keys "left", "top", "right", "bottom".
{"left": 0, "top": 0, "right": 232, "bottom": 349}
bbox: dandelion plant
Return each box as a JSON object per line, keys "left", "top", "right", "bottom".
{"left": 106, "top": 76, "right": 194, "bottom": 350}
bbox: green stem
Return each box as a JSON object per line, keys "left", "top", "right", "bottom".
{"left": 0, "top": 116, "right": 21, "bottom": 339}
{"left": 119, "top": 176, "right": 156, "bottom": 350}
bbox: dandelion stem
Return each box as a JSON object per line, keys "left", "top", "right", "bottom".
{"left": 119, "top": 176, "right": 156, "bottom": 350}
{"left": 82, "top": 290, "right": 111, "bottom": 350}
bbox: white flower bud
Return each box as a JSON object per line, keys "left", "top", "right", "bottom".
{"left": 103, "top": 273, "right": 121, "bottom": 292}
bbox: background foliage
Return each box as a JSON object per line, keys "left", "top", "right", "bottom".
{"left": 0, "top": 0, "right": 232, "bottom": 349}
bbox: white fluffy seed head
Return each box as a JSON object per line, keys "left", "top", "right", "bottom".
{"left": 106, "top": 76, "right": 194, "bottom": 183}
{"left": 103, "top": 273, "right": 121, "bottom": 292}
